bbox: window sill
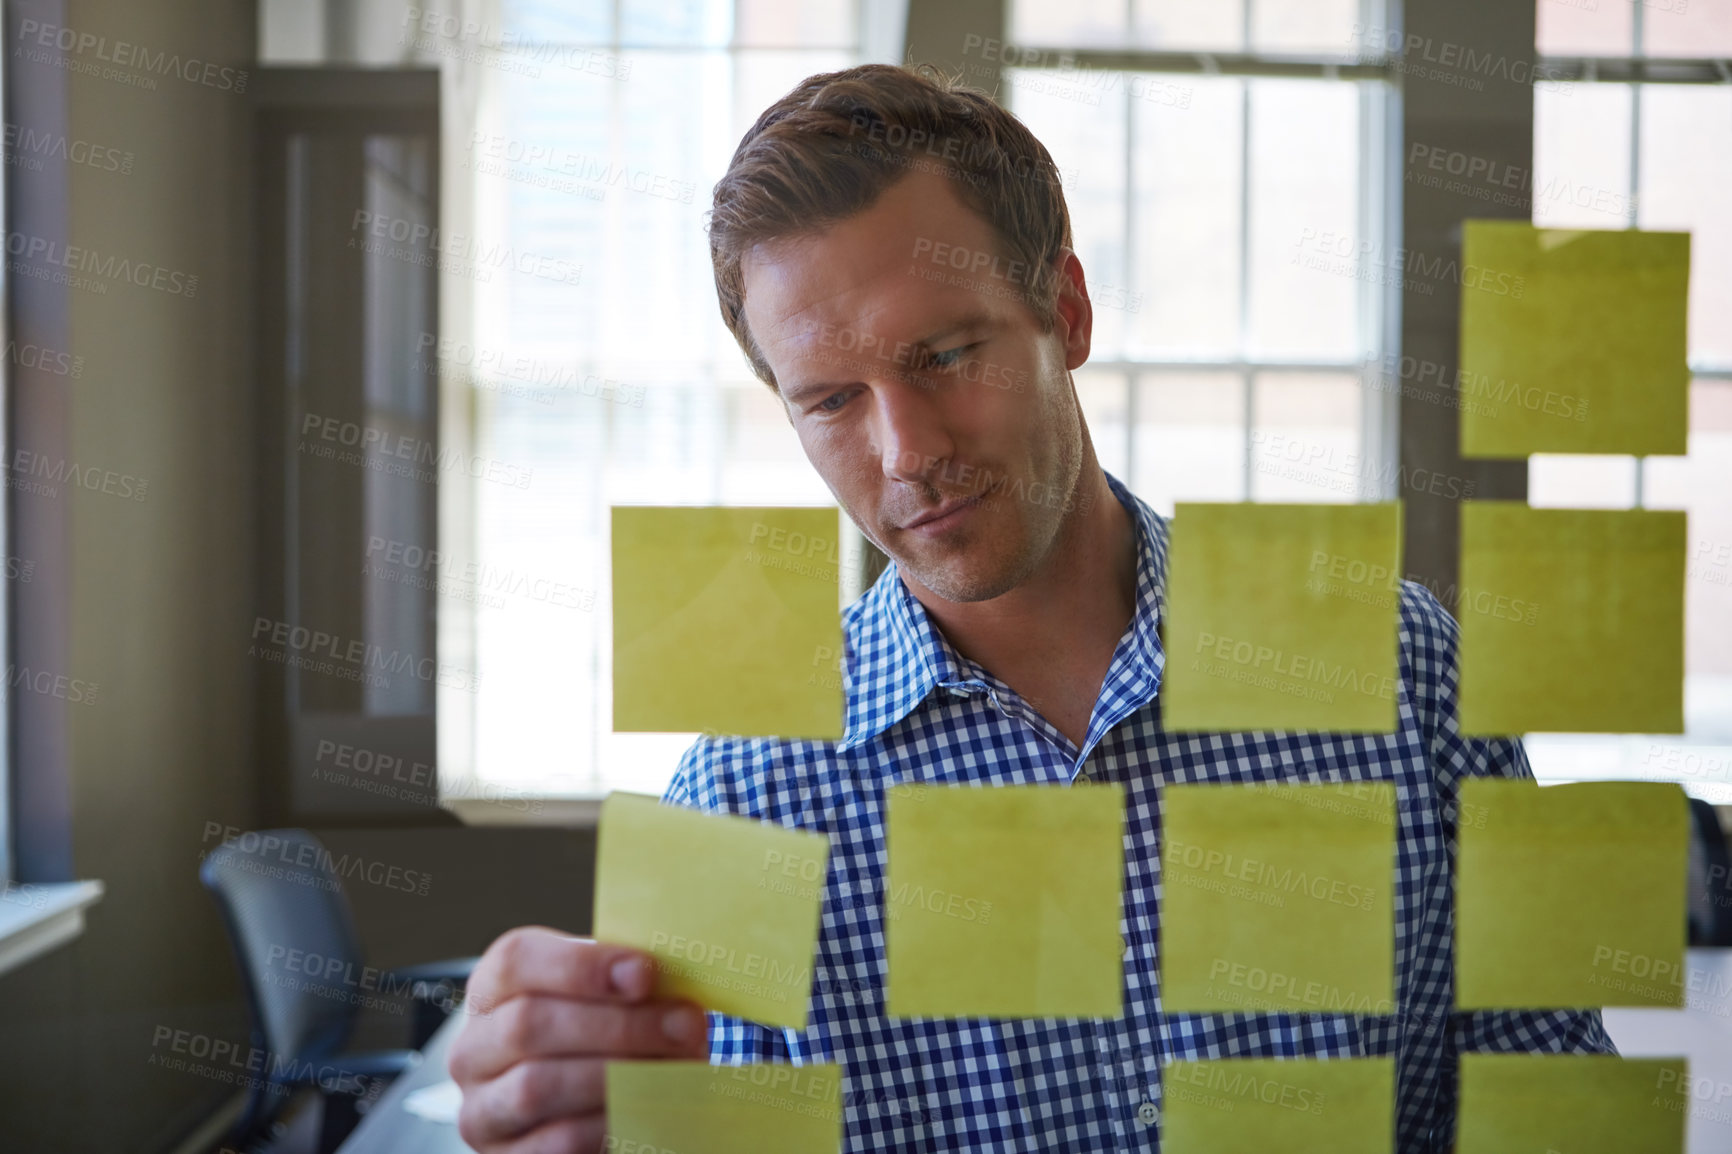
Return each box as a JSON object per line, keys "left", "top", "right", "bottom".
{"left": 0, "top": 880, "right": 105, "bottom": 979}
{"left": 443, "top": 796, "right": 601, "bottom": 828}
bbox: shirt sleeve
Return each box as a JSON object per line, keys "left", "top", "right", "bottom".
{"left": 657, "top": 734, "right": 796, "bottom": 1065}
{"left": 1402, "top": 581, "right": 1618, "bottom": 1146}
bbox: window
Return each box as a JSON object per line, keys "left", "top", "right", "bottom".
{"left": 450, "top": 0, "right": 861, "bottom": 803}
{"left": 1524, "top": 4, "right": 1732, "bottom": 796}
{"left": 1000, "top": 0, "right": 1397, "bottom": 517}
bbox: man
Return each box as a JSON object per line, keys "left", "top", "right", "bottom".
{"left": 449, "top": 62, "right": 1614, "bottom": 1153}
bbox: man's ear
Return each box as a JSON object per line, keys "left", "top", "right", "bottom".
{"left": 1050, "top": 247, "right": 1092, "bottom": 372}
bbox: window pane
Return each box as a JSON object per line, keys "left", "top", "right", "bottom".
{"left": 621, "top": 0, "right": 732, "bottom": 47}
{"left": 1131, "top": 0, "right": 1245, "bottom": 52}
{"left": 1133, "top": 372, "right": 1246, "bottom": 515}
{"left": 1527, "top": 454, "right": 1638, "bottom": 507}
{"left": 1246, "top": 80, "right": 1361, "bottom": 359}
{"left": 470, "top": 33, "right": 857, "bottom": 797}
{"left": 1532, "top": 83, "right": 1633, "bottom": 227}
{"left": 1130, "top": 76, "right": 1241, "bottom": 357}
{"left": 736, "top": 0, "right": 856, "bottom": 48}
{"left": 1248, "top": 372, "right": 1362, "bottom": 501}
{"left": 1639, "top": 84, "right": 1732, "bottom": 367}
{"left": 1007, "top": 69, "right": 1129, "bottom": 358}
{"left": 1251, "top": 0, "right": 1362, "bottom": 55}
{"left": 1010, "top": 0, "right": 1129, "bottom": 48}
{"left": 1534, "top": 0, "right": 1633, "bottom": 56}
{"left": 503, "top": 0, "right": 612, "bottom": 42}
{"left": 1646, "top": 382, "right": 1732, "bottom": 683}
{"left": 1641, "top": 0, "right": 1732, "bottom": 58}
{"left": 1077, "top": 369, "right": 1130, "bottom": 482}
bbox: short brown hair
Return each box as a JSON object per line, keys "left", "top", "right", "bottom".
{"left": 706, "top": 62, "right": 1073, "bottom": 392}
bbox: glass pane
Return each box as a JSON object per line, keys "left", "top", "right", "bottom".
{"left": 621, "top": 0, "right": 732, "bottom": 47}
{"left": 719, "top": 379, "right": 831, "bottom": 503}
{"left": 1534, "top": 0, "right": 1633, "bottom": 56}
{"left": 1647, "top": 382, "right": 1732, "bottom": 682}
{"left": 1076, "top": 369, "right": 1130, "bottom": 482}
{"left": 1006, "top": 69, "right": 1129, "bottom": 358}
{"left": 1252, "top": 0, "right": 1362, "bottom": 55}
{"left": 1248, "top": 372, "right": 1362, "bottom": 502}
{"left": 1527, "top": 454, "right": 1638, "bottom": 507}
{"left": 1010, "top": 0, "right": 1129, "bottom": 48}
{"left": 1133, "top": 371, "right": 1246, "bottom": 515}
{"left": 1131, "top": 0, "right": 1245, "bottom": 52}
{"left": 1130, "top": 76, "right": 1241, "bottom": 357}
{"left": 1532, "top": 82, "right": 1633, "bottom": 227}
{"left": 1641, "top": 0, "right": 1732, "bottom": 57}
{"left": 502, "top": 0, "right": 613, "bottom": 42}
{"left": 1639, "top": 84, "right": 1732, "bottom": 367}
{"left": 1529, "top": 382, "right": 1732, "bottom": 794}
{"left": 736, "top": 0, "right": 856, "bottom": 48}
{"left": 1246, "top": 79, "right": 1361, "bottom": 359}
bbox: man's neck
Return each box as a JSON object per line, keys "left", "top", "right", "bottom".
{"left": 903, "top": 465, "right": 1139, "bottom": 721}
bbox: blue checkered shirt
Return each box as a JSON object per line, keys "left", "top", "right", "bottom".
{"left": 664, "top": 470, "right": 1615, "bottom": 1152}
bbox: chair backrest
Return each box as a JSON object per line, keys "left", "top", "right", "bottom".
{"left": 199, "top": 829, "right": 368, "bottom": 1071}
{"left": 1687, "top": 798, "right": 1732, "bottom": 947}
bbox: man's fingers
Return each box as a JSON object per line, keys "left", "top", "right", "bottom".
{"left": 450, "top": 995, "right": 709, "bottom": 1084}
{"left": 457, "top": 1057, "right": 606, "bottom": 1145}
{"left": 466, "top": 927, "right": 656, "bottom": 1014}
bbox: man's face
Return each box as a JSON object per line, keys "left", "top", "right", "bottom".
{"left": 740, "top": 169, "right": 1093, "bottom": 604}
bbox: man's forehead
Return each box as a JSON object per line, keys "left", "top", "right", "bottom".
{"left": 741, "top": 171, "right": 1003, "bottom": 352}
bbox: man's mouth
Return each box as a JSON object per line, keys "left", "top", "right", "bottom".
{"left": 900, "top": 495, "right": 984, "bottom": 534}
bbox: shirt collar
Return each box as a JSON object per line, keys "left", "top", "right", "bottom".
{"left": 838, "top": 469, "right": 1168, "bottom": 752}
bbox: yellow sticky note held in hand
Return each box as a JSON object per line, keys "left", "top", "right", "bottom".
{"left": 1459, "top": 221, "right": 1689, "bottom": 458}
{"left": 607, "top": 1061, "right": 843, "bottom": 1154}
{"left": 1456, "top": 1055, "right": 1686, "bottom": 1153}
{"left": 1456, "top": 779, "right": 1688, "bottom": 1010}
{"left": 1163, "top": 502, "right": 1403, "bottom": 733}
{"left": 612, "top": 505, "right": 843, "bottom": 739}
{"left": 1457, "top": 503, "right": 1685, "bottom": 737}
{"left": 1160, "top": 782, "right": 1396, "bottom": 1013}
{"left": 593, "top": 792, "right": 829, "bottom": 1029}
{"left": 1162, "top": 1058, "right": 1394, "bottom": 1153}
{"left": 886, "top": 783, "right": 1126, "bottom": 1019}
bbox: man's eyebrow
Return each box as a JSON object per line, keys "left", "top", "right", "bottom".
{"left": 782, "top": 310, "right": 999, "bottom": 404}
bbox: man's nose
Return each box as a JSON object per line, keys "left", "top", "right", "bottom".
{"left": 873, "top": 385, "right": 955, "bottom": 485}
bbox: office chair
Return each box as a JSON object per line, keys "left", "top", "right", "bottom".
{"left": 1687, "top": 798, "right": 1732, "bottom": 948}
{"left": 200, "top": 828, "right": 477, "bottom": 1154}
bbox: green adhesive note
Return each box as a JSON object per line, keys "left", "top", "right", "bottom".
{"left": 1456, "top": 779, "right": 1689, "bottom": 1010}
{"left": 886, "top": 783, "right": 1125, "bottom": 1020}
{"left": 1160, "top": 782, "right": 1397, "bottom": 1014}
{"left": 1456, "top": 1054, "right": 1687, "bottom": 1153}
{"left": 1457, "top": 503, "right": 1685, "bottom": 737}
{"left": 606, "top": 1061, "right": 843, "bottom": 1154}
{"left": 1161, "top": 1058, "right": 1394, "bottom": 1153}
{"left": 1163, "top": 502, "right": 1403, "bottom": 733}
{"left": 1459, "top": 221, "right": 1689, "bottom": 458}
{"left": 612, "top": 505, "right": 843, "bottom": 739}
{"left": 593, "top": 792, "right": 829, "bottom": 1029}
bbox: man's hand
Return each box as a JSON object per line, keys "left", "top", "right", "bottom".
{"left": 449, "top": 927, "right": 710, "bottom": 1153}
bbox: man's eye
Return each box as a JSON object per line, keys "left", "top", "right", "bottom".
{"left": 923, "top": 346, "right": 969, "bottom": 371}
{"left": 817, "top": 390, "right": 852, "bottom": 413}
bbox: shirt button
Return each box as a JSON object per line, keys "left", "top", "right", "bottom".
{"left": 1137, "top": 1102, "right": 1159, "bottom": 1126}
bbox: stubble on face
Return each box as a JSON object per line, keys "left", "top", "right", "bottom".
{"left": 740, "top": 170, "right": 1089, "bottom": 607}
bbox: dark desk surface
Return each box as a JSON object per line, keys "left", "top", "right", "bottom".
{"left": 338, "top": 1010, "right": 471, "bottom": 1154}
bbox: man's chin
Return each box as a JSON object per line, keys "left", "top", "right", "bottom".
{"left": 891, "top": 545, "right": 1024, "bottom": 605}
